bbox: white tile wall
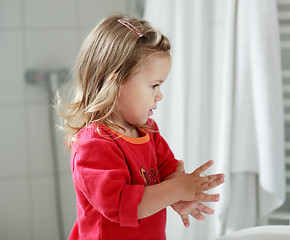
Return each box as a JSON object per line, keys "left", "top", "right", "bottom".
{"left": 0, "top": 105, "right": 28, "bottom": 177}
{"left": 0, "top": 0, "right": 23, "bottom": 28}
{"left": 25, "top": 30, "right": 78, "bottom": 69}
{"left": 25, "top": 29, "right": 78, "bottom": 103}
{"left": 0, "top": 31, "right": 25, "bottom": 103}
{"left": 28, "top": 104, "right": 54, "bottom": 174}
{"left": 24, "top": 0, "right": 76, "bottom": 27}
{"left": 78, "top": 0, "right": 128, "bottom": 27}
{"left": 0, "top": 0, "right": 228, "bottom": 239}
{"left": 31, "top": 176, "right": 59, "bottom": 240}
{"left": 0, "top": 179, "right": 31, "bottom": 240}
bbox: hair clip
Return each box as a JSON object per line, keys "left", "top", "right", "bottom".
{"left": 118, "top": 19, "right": 143, "bottom": 37}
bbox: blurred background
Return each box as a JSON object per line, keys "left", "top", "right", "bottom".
{"left": 0, "top": 0, "right": 289, "bottom": 239}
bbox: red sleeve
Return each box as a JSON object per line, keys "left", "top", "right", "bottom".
{"left": 72, "top": 138, "right": 144, "bottom": 227}
{"left": 151, "top": 121, "right": 179, "bottom": 181}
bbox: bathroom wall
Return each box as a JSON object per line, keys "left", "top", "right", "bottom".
{"left": 0, "top": 1, "right": 136, "bottom": 239}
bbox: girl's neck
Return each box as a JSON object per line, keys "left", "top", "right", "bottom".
{"left": 116, "top": 126, "right": 141, "bottom": 138}
{"left": 110, "top": 114, "right": 142, "bottom": 138}
{"left": 129, "top": 128, "right": 142, "bottom": 138}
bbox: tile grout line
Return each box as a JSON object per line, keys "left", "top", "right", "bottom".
{"left": 21, "top": 0, "right": 35, "bottom": 239}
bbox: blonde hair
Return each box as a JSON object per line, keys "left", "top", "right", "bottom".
{"left": 57, "top": 15, "right": 171, "bottom": 149}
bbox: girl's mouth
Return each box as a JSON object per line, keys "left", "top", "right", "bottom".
{"left": 149, "top": 109, "right": 153, "bottom": 116}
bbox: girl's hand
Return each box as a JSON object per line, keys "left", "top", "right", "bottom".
{"left": 165, "top": 160, "right": 186, "bottom": 180}
{"left": 171, "top": 200, "right": 214, "bottom": 227}
{"left": 177, "top": 160, "right": 225, "bottom": 202}
{"left": 137, "top": 160, "right": 224, "bottom": 220}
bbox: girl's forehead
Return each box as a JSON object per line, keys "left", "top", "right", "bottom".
{"left": 129, "top": 55, "right": 171, "bottom": 81}
{"left": 137, "top": 54, "right": 171, "bottom": 71}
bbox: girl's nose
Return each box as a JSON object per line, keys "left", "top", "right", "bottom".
{"left": 155, "top": 90, "right": 163, "bottom": 102}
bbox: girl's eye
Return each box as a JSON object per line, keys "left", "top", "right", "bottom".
{"left": 152, "top": 84, "right": 159, "bottom": 89}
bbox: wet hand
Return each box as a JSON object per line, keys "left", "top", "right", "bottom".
{"left": 172, "top": 200, "right": 215, "bottom": 227}
{"left": 179, "top": 160, "right": 225, "bottom": 202}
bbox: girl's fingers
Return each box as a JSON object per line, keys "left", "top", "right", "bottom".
{"left": 176, "top": 202, "right": 192, "bottom": 227}
{"left": 177, "top": 201, "right": 214, "bottom": 224}
{"left": 183, "top": 207, "right": 204, "bottom": 222}
{"left": 201, "top": 177, "right": 225, "bottom": 191}
{"left": 197, "top": 202, "right": 214, "bottom": 215}
{"left": 176, "top": 160, "right": 185, "bottom": 173}
{"left": 192, "top": 212, "right": 205, "bottom": 221}
{"left": 192, "top": 160, "right": 214, "bottom": 176}
{"left": 203, "top": 173, "right": 225, "bottom": 182}
{"left": 196, "top": 192, "right": 220, "bottom": 202}
{"left": 180, "top": 213, "right": 190, "bottom": 227}
{"left": 187, "top": 206, "right": 205, "bottom": 220}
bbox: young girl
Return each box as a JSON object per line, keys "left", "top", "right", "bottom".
{"left": 58, "top": 15, "right": 225, "bottom": 240}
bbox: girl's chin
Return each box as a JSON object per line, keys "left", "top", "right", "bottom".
{"left": 134, "top": 120, "right": 149, "bottom": 128}
{"left": 121, "top": 115, "right": 151, "bottom": 129}
{"left": 122, "top": 120, "right": 147, "bottom": 129}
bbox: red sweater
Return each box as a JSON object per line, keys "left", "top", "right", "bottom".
{"left": 69, "top": 120, "right": 178, "bottom": 240}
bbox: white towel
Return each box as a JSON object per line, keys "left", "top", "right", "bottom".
{"left": 216, "top": 0, "right": 285, "bottom": 235}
